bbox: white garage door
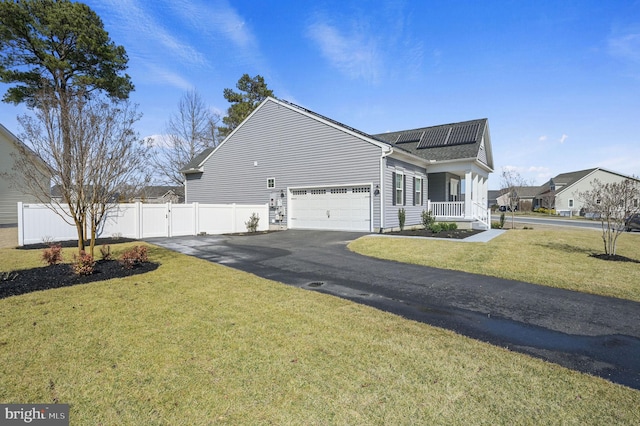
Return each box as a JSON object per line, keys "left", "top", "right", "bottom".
{"left": 290, "top": 186, "right": 371, "bottom": 231}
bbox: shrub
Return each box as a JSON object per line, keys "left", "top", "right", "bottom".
{"left": 72, "top": 251, "right": 95, "bottom": 276}
{"left": 491, "top": 221, "right": 503, "bottom": 229}
{"left": 429, "top": 223, "right": 443, "bottom": 233}
{"left": 421, "top": 210, "right": 435, "bottom": 229}
{"left": 245, "top": 213, "right": 260, "bottom": 233}
{"left": 446, "top": 222, "right": 458, "bottom": 231}
{"left": 42, "top": 244, "right": 63, "bottom": 266}
{"left": 119, "top": 245, "right": 149, "bottom": 269}
{"left": 398, "top": 208, "right": 406, "bottom": 231}
{"left": 499, "top": 212, "right": 506, "bottom": 229}
{"left": 100, "top": 244, "right": 112, "bottom": 260}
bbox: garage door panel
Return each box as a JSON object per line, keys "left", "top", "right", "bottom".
{"left": 290, "top": 186, "right": 370, "bottom": 231}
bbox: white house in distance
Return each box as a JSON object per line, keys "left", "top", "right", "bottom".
{"left": 534, "top": 167, "right": 640, "bottom": 215}
{"left": 0, "top": 123, "right": 50, "bottom": 226}
{"left": 181, "top": 97, "right": 494, "bottom": 232}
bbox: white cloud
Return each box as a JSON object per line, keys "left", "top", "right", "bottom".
{"left": 608, "top": 31, "right": 640, "bottom": 63}
{"left": 164, "top": 0, "right": 256, "bottom": 51}
{"left": 527, "top": 166, "right": 549, "bottom": 173}
{"left": 97, "top": 0, "right": 208, "bottom": 68}
{"left": 538, "top": 135, "right": 548, "bottom": 142}
{"left": 306, "top": 19, "right": 382, "bottom": 84}
{"left": 145, "top": 66, "right": 193, "bottom": 91}
{"left": 559, "top": 134, "right": 568, "bottom": 144}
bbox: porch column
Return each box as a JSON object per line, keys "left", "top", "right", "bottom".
{"left": 465, "top": 170, "right": 473, "bottom": 218}
{"left": 480, "top": 176, "right": 488, "bottom": 207}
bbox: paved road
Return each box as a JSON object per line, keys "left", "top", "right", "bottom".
{"left": 146, "top": 230, "right": 640, "bottom": 390}
{"left": 492, "top": 214, "right": 605, "bottom": 230}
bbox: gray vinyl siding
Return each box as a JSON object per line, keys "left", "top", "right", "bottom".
{"left": 185, "top": 99, "right": 383, "bottom": 228}
{"left": 383, "top": 157, "right": 427, "bottom": 230}
{"left": 1, "top": 130, "right": 49, "bottom": 225}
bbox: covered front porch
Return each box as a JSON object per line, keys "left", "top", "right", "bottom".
{"left": 427, "top": 168, "right": 490, "bottom": 230}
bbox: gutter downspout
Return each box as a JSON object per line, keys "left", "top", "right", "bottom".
{"left": 379, "top": 146, "right": 394, "bottom": 232}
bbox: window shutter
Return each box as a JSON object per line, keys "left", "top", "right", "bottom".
{"left": 422, "top": 178, "right": 426, "bottom": 206}
{"left": 413, "top": 177, "right": 416, "bottom": 206}
{"left": 403, "top": 176, "right": 407, "bottom": 206}
{"left": 392, "top": 173, "right": 396, "bottom": 206}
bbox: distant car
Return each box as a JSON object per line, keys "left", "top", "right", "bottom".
{"left": 498, "top": 205, "right": 517, "bottom": 212}
{"left": 625, "top": 214, "right": 640, "bottom": 232}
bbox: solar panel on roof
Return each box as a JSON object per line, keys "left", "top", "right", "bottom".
{"left": 395, "top": 131, "right": 423, "bottom": 144}
{"left": 417, "top": 122, "right": 480, "bottom": 149}
{"left": 417, "top": 127, "right": 450, "bottom": 149}
{"left": 447, "top": 123, "right": 480, "bottom": 145}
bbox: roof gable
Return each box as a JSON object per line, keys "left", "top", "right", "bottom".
{"left": 0, "top": 123, "right": 49, "bottom": 170}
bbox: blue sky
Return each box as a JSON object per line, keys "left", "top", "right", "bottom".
{"left": 1, "top": 0, "right": 639, "bottom": 188}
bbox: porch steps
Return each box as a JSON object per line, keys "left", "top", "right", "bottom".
{"left": 472, "top": 220, "right": 490, "bottom": 231}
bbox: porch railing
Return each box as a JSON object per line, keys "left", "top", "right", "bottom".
{"left": 428, "top": 201, "right": 490, "bottom": 229}
{"left": 429, "top": 201, "right": 465, "bottom": 217}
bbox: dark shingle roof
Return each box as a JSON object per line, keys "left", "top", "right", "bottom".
{"left": 551, "top": 168, "right": 597, "bottom": 186}
{"left": 138, "top": 185, "right": 184, "bottom": 199}
{"left": 372, "top": 118, "right": 489, "bottom": 164}
{"left": 180, "top": 147, "right": 215, "bottom": 173}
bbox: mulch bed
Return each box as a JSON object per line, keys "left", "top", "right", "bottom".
{"left": 385, "top": 228, "right": 484, "bottom": 239}
{"left": 1, "top": 260, "right": 158, "bottom": 299}
{"left": 3, "top": 238, "right": 158, "bottom": 299}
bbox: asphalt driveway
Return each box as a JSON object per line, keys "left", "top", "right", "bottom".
{"left": 146, "top": 230, "right": 640, "bottom": 390}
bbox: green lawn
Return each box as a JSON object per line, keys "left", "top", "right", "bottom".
{"left": 349, "top": 228, "right": 640, "bottom": 302}
{"left": 1, "top": 242, "right": 638, "bottom": 424}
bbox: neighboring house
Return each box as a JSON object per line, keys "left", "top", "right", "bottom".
{"left": 181, "top": 97, "right": 494, "bottom": 232}
{"left": 534, "top": 168, "right": 640, "bottom": 215}
{"left": 488, "top": 189, "right": 501, "bottom": 209}
{"left": 0, "top": 123, "right": 50, "bottom": 226}
{"left": 134, "top": 186, "right": 184, "bottom": 204}
{"left": 496, "top": 185, "right": 543, "bottom": 211}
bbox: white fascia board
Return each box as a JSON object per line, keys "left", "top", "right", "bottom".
{"left": 388, "top": 148, "right": 430, "bottom": 168}
{"left": 426, "top": 157, "right": 493, "bottom": 174}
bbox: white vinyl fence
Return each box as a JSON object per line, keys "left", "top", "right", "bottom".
{"left": 17, "top": 202, "right": 269, "bottom": 246}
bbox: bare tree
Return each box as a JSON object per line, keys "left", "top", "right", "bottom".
{"left": 10, "top": 89, "right": 149, "bottom": 256}
{"left": 577, "top": 178, "right": 640, "bottom": 256}
{"left": 500, "top": 168, "right": 528, "bottom": 229}
{"left": 150, "top": 90, "right": 219, "bottom": 185}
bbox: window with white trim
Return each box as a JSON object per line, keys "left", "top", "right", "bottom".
{"left": 267, "top": 178, "right": 275, "bottom": 189}
{"left": 414, "top": 177, "right": 423, "bottom": 206}
{"left": 568, "top": 199, "right": 574, "bottom": 208}
{"left": 395, "top": 173, "right": 404, "bottom": 206}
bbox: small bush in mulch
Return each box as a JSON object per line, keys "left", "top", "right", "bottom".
{"left": 0, "top": 259, "right": 159, "bottom": 299}
{"left": 590, "top": 253, "right": 640, "bottom": 263}
{"left": 385, "top": 228, "right": 484, "bottom": 239}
